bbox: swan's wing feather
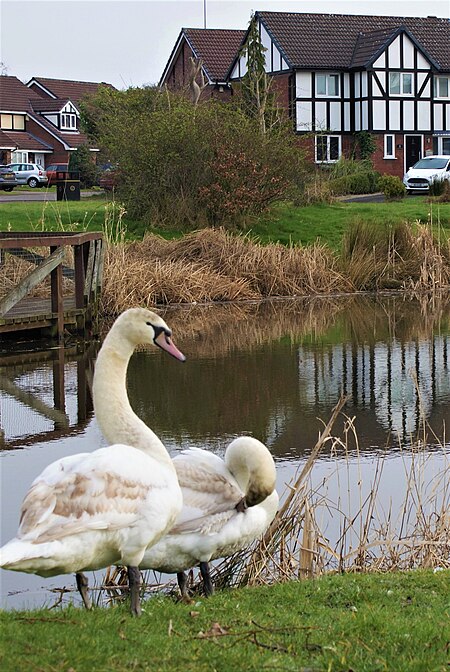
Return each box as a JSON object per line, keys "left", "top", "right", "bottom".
{"left": 18, "top": 450, "right": 154, "bottom": 544}
{"left": 172, "top": 450, "right": 243, "bottom": 530}
{"left": 170, "top": 509, "right": 237, "bottom": 535}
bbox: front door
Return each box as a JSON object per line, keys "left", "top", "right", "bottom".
{"left": 405, "top": 135, "right": 422, "bottom": 171}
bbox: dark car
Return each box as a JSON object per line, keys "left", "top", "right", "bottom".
{"left": 45, "top": 163, "right": 69, "bottom": 187}
{"left": 0, "top": 165, "right": 18, "bottom": 191}
{"left": 99, "top": 167, "right": 120, "bottom": 191}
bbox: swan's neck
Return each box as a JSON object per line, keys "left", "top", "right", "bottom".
{"left": 93, "top": 333, "right": 174, "bottom": 470}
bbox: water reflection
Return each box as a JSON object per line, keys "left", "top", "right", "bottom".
{"left": 0, "top": 343, "right": 95, "bottom": 450}
{"left": 1, "top": 293, "right": 450, "bottom": 608}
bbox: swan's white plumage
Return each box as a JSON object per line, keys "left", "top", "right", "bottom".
{"left": 140, "top": 437, "right": 279, "bottom": 574}
{"left": 0, "top": 308, "right": 184, "bottom": 595}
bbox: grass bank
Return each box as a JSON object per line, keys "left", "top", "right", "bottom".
{"left": 0, "top": 570, "right": 448, "bottom": 672}
{"left": 1, "top": 196, "right": 450, "bottom": 248}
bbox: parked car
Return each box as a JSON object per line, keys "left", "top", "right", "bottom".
{"left": 98, "top": 167, "right": 120, "bottom": 191}
{"left": 6, "top": 163, "right": 48, "bottom": 188}
{"left": 403, "top": 155, "right": 450, "bottom": 192}
{"left": 45, "top": 163, "right": 69, "bottom": 187}
{"left": 0, "top": 165, "right": 18, "bottom": 191}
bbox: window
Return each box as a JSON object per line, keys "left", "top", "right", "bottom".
{"left": 315, "top": 135, "right": 341, "bottom": 163}
{"left": 434, "top": 136, "right": 450, "bottom": 155}
{"left": 384, "top": 134, "right": 395, "bottom": 158}
{"left": 61, "top": 113, "right": 77, "bottom": 130}
{"left": 316, "top": 73, "right": 340, "bottom": 97}
{"left": 434, "top": 76, "right": 449, "bottom": 98}
{"left": 389, "top": 72, "right": 412, "bottom": 95}
{"left": 1, "top": 114, "right": 25, "bottom": 130}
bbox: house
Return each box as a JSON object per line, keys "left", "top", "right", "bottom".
{"left": 159, "top": 28, "right": 245, "bottom": 99}
{"left": 0, "top": 76, "right": 114, "bottom": 166}
{"left": 162, "top": 12, "right": 450, "bottom": 177}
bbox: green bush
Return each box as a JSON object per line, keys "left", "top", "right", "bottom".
{"left": 80, "top": 88, "right": 306, "bottom": 230}
{"left": 68, "top": 144, "right": 98, "bottom": 188}
{"left": 378, "top": 174, "right": 406, "bottom": 200}
{"left": 428, "top": 178, "right": 446, "bottom": 197}
{"left": 329, "top": 171, "right": 380, "bottom": 195}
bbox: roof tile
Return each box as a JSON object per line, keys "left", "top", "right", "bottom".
{"left": 257, "top": 12, "right": 450, "bottom": 70}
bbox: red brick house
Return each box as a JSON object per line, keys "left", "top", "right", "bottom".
{"left": 0, "top": 75, "right": 114, "bottom": 166}
{"left": 161, "top": 12, "right": 450, "bottom": 177}
{"left": 159, "top": 28, "right": 245, "bottom": 100}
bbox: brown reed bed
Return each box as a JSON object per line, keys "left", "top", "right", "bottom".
{"left": 97, "top": 223, "right": 450, "bottom": 315}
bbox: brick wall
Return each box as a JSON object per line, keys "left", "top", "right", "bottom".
{"left": 26, "top": 119, "right": 69, "bottom": 166}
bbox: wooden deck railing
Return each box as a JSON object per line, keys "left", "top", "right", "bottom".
{"left": 0, "top": 232, "right": 104, "bottom": 341}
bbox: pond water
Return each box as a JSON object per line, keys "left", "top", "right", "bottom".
{"left": 1, "top": 293, "right": 449, "bottom": 609}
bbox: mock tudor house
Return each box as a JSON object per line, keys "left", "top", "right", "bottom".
{"left": 161, "top": 12, "right": 450, "bottom": 178}
{"left": 0, "top": 75, "right": 114, "bottom": 166}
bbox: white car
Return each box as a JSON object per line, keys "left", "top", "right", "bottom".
{"left": 6, "top": 163, "right": 48, "bottom": 188}
{"left": 403, "top": 155, "right": 450, "bottom": 192}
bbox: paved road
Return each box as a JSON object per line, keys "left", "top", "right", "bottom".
{"left": 0, "top": 190, "right": 101, "bottom": 202}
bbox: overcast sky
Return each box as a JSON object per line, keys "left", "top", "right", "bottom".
{"left": 1, "top": 0, "right": 449, "bottom": 90}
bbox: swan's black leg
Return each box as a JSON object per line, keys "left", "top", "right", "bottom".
{"left": 76, "top": 572, "right": 92, "bottom": 610}
{"left": 128, "top": 566, "right": 142, "bottom": 617}
{"left": 199, "top": 562, "right": 214, "bottom": 596}
{"left": 177, "top": 571, "right": 189, "bottom": 598}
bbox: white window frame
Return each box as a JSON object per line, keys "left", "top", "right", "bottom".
{"left": 316, "top": 73, "right": 340, "bottom": 97}
{"left": 389, "top": 72, "right": 413, "bottom": 96}
{"left": 315, "top": 135, "right": 341, "bottom": 163}
{"left": 60, "top": 113, "right": 77, "bottom": 130}
{"left": 384, "top": 134, "right": 396, "bottom": 159}
{"left": 434, "top": 76, "right": 449, "bottom": 99}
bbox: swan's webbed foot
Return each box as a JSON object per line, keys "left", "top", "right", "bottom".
{"left": 199, "top": 562, "right": 214, "bottom": 597}
{"left": 76, "top": 572, "right": 92, "bottom": 610}
{"left": 128, "top": 566, "right": 142, "bottom": 617}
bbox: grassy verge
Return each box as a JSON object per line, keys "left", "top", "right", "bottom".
{"left": 0, "top": 570, "right": 448, "bottom": 672}
{"left": 1, "top": 197, "right": 450, "bottom": 248}
{"left": 252, "top": 198, "right": 450, "bottom": 248}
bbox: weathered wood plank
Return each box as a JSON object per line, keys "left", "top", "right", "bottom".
{"left": 0, "top": 247, "right": 65, "bottom": 317}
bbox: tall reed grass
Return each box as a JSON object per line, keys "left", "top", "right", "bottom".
{"left": 100, "top": 222, "right": 450, "bottom": 314}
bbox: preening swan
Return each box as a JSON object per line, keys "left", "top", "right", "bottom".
{"left": 0, "top": 308, "right": 185, "bottom": 616}
{"left": 140, "top": 436, "right": 279, "bottom": 596}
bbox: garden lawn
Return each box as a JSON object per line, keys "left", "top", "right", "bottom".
{"left": 0, "top": 570, "right": 448, "bottom": 672}
{"left": 1, "top": 196, "right": 450, "bottom": 249}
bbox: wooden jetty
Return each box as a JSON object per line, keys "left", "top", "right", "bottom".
{"left": 0, "top": 232, "right": 104, "bottom": 341}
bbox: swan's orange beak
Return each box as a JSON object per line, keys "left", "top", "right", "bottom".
{"left": 154, "top": 331, "right": 186, "bottom": 362}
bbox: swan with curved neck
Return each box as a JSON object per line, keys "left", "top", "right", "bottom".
{"left": 140, "top": 436, "right": 278, "bottom": 596}
{"left": 0, "top": 308, "right": 185, "bottom": 616}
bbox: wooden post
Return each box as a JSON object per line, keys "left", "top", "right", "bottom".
{"left": 53, "top": 347, "right": 66, "bottom": 416}
{"left": 50, "top": 246, "right": 64, "bottom": 342}
{"left": 74, "top": 244, "right": 85, "bottom": 308}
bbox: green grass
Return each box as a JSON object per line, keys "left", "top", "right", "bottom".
{"left": 251, "top": 198, "right": 450, "bottom": 249}
{"left": 1, "top": 197, "right": 450, "bottom": 249}
{"left": 0, "top": 570, "right": 448, "bottom": 671}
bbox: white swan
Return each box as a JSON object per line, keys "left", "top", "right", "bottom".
{"left": 0, "top": 308, "right": 185, "bottom": 616}
{"left": 140, "top": 436, "right": 279, "bottom": 596}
